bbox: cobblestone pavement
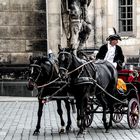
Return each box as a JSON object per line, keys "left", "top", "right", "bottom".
{"left": 0, "top": 97, "right": 140, "bottom": 140}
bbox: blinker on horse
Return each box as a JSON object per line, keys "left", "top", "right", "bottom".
{"left": 27, "top": 55, "right": 73, "bottom": 135}
{"left": 58, "top": 47, "right": 118, "bottom": 135}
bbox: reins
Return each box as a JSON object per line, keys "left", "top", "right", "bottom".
{"left": 37, "top": 77, "right": 60, "bottom": 88}
{"left": 36, "top": 60, "right": 94, "bottom": 88}
{"left": 66, "top": 59, "right": 127, "bottom": 104}
{"left": 67, "top": 59, "right": 129, "bottom": 104}
{"left": 91, "top": 78, "right": 129, "bottom": 104}
{"left": 68, "top": 60, "right": 94, "bottom": 75}
{"left": 29, "top": 54, "right": 129, "bottom": 104}
{"left": 42, "top": 82, "right": 68, "bottom": 101}
{"left": 68, "top": 59, "right": 129, "bottom": 104}
{"left": 30, "top": 54, "right": 126, "bottom": 104}
{"left": 58, "top": 52, "right": 130, "bottom": 104}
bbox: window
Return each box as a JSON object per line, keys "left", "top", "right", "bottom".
{"left": 119, "top": 0, "right": 133, "bottom": 33}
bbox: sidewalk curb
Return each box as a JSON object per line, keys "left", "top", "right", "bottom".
{"left": 0, "top": 96, "right": 38, "bottom": 102}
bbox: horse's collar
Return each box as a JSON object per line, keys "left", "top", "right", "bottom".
{"left": 59, "top": 51, "right": 71, "bottom": 55}
{"left": 72, "top": 77, "right": 94, "bottom": 85}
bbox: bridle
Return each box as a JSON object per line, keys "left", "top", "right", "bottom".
{"left": 58, "top": 50, "right": 96, "bottom": 78}
{"left": 28, "top": 63, "right": 42, "bottom": 84}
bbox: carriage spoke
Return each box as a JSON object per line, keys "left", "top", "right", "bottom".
{"left": 127, "top": 98, "right": 140, "bottom": 129}
{"left": 113, "top": 106, "right": 124, "bottom": 123}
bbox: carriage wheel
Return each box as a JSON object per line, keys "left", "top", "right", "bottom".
{"left": 112, "top": 106, "right": 124, "bottom": 123}
{"left": 84, "top": 104, "right": 94, "bottom": 127}
{"left": 127, "top": 98, "right": 140, "bottom": 129}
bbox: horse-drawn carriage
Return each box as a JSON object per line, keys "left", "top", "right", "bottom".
{"left": 87, "top": 70, "right": 140, "bottom": 129}
{"left": 27, "top": 48, "right": 140, "bottom": 136}
{"left": 69, "top": 48, "right": 140, "bottom": 129}
{"left": 26, "top": 0, "right": 140, "bottom": 135}
{"left": 57, "top": 47, "right": 140, "bottom": 134}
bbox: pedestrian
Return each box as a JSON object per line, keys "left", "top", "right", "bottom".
{"left": 96, "top": 34, "right": 124, "bottom": 70}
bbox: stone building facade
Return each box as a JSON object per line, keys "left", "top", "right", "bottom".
{"left": 0, "top": 0, "right": 140, "bottom": 64}
{"left": 0, "top": 0, "right": 47, "bottom": 64}
{"left": 48, "top": 0, "right": 140, "bottom": 64}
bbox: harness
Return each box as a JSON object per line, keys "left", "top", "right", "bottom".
{"left": 58, "top": 51, "right": 130, "bottom": 104}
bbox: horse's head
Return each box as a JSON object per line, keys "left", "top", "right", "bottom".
{"left": 27, "top": 56, "right": 42, "bottom": 90}
{"left": 27, "top": 56, "right": 54, "bottom": 91}
{"left": 58, "top": 46, "right": 74, "bottom": 80}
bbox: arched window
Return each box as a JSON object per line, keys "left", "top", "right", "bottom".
{"left": 119, "top": 0, "right": 133, "bottom": 33}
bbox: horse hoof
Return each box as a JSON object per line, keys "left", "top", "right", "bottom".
{"left": 33, "top": 130, "right": 40, "bottom": 136}
{"left": 77, "top": 132, "right": 84, "bottom": 138}
{"left": 66, "top": 126, "right": 71, "bottom": 132}
{"left": 109, "top": 123, "right": 113, "bottom": 128}
{"left": 83, "top": 129, "right": 87, "bottom": 135}
{"left": 59, "top": 129, "right": 65, "bottom": 134}
{"left": 105, "top": 129, "right": 109, "bottom": 133}
{"left": 105, "top": 127, "right": 109, "bottom": 133}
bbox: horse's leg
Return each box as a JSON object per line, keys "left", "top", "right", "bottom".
{"left": 71, "top": 99, "right": 76, "bottom": 113}
{"left": 77, "top": 95, "right": 88, "bottom": 136}
{"left": 107, "top": 88, "right": 116, "bottom": 130}
{"left": 106, "top": 83, "right": 117, "bottom": 131}
{"left": 56, "top": 100, "right": 65, "bottom": 133}
{"left": 96, "top": 94, "right": 108, "bottom": 132}
{"left": 33, "top": 99, "right": 44, "bottom": 135}
{"left": 79, "top": 99, "right": 87, "bottom": 135}
{"left": 108, "top": 105, "right": 114, "bottom": 128}
{"left": 64, "top": 99, "right": 72, "bottom": 132}
{"left": 102, "top": 104, "right": 108, "bottom": 132}
{"left": 76, "top": 100, "right": 81, "bottom": 128}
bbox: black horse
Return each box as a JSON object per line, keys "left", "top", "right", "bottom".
{"left": 58, "top": 47, "right": 118, "bottom": 135}
{"left": 27, "top": 55, "right": 73, "bottom": 135}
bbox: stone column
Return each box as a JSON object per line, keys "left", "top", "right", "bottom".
{"left": 47, "top": 0, "right": 61, "bottom": 54}
{"left": 107, "top": 0, "right": 117, "bottom": 35}
{"left": 94, "top": 0, "right": 104, "bottom": 48}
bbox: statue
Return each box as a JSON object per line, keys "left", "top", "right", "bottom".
{"left": 61, "top": 0, "right": 92, "bottom": 57}
{"left": 68, "top": 0, "right": 91, "bottom": 22}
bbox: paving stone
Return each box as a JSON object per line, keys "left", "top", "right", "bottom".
{"left": 0, "top": 97, "right": 140, "bottom": 140}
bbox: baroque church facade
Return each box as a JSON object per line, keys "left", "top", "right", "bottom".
{"left": 0, "top": 0, "right": 139, "bottom": 64}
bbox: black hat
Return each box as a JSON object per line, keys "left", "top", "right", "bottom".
{"left": 106, "top": 34, "right": 122, "bottom": 41}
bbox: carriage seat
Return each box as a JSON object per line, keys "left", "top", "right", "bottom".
{"left": 117, "top": 78, "right": 127, "bottom": 95}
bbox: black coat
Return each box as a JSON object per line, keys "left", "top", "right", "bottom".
{"left": 96, "top": 44, "right": 124, "bottom": 70}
